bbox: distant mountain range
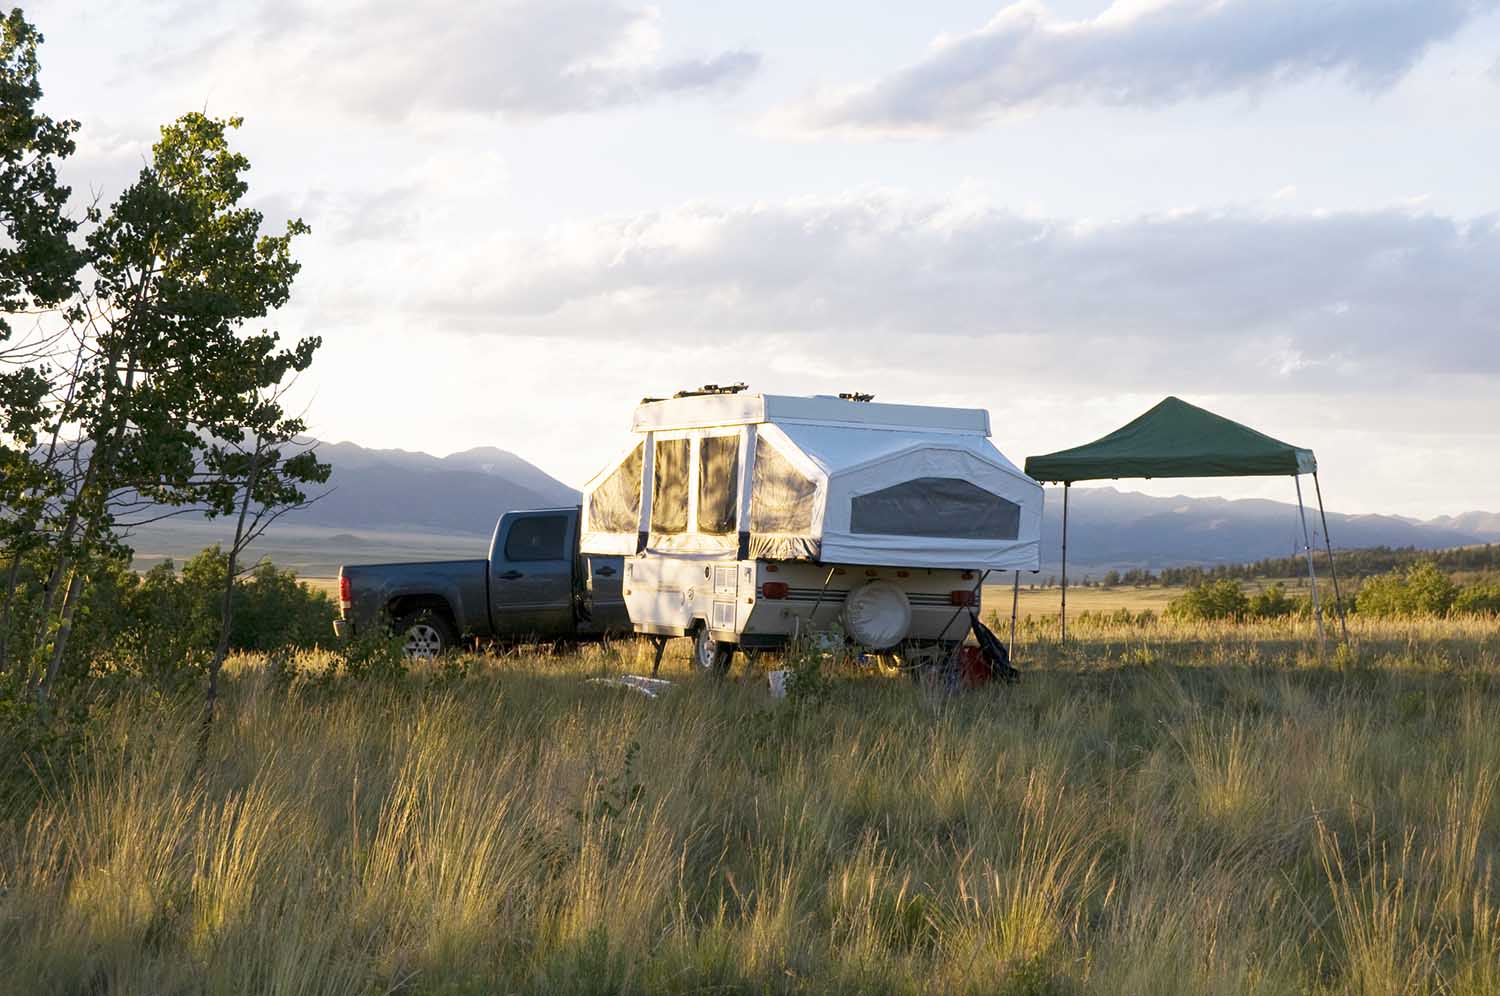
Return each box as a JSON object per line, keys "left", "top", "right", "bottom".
{"left": 1040, "top": 487, "right": 1500, "bottom": 576}
{"left": 124, "top": 440, "right": 1498, "bottom": 574}
{"left": 290, "top": 441, "right": 581, "bottom": 535}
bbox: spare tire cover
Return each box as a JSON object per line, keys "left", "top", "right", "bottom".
{"left": 843, "top": 580, "right": 912, "bottom": 649}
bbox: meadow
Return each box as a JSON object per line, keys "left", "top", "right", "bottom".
{"left": 4, "top": 615, "right": 1500, "bottom": 995}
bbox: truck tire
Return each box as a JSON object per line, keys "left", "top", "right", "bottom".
{"left": 693, "top": 626, "right": 735, "bottom": 676}
{"left": 394, "top": 610, "right": 457, "bottom": 660}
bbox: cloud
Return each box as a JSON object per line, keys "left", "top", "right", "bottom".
{"left": 371, "top": 192, "right": 1500, "bottom": 395}
{"left": 159, "top": 0, "right": 760, "bottom": 119}
{"left": 777, "top": 0, "right": 1499, "bottom": 135}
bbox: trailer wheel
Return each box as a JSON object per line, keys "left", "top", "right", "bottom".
{"left": 693, "top": 626, "right": 735, "bottom": 676}
{"left": 394, "top": 610, "right": 456, "bottom": 660}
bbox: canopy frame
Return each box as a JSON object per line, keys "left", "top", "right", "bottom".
{"left": 1026, "top": 398, "right": 1348, "bottom": 654}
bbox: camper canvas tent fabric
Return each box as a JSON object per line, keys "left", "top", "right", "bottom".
{"left": 580, "top": 394, "right": 1044, "bottom": 572}
{"left": 1023, "top": 396, "right": 1316, "bottom": 483}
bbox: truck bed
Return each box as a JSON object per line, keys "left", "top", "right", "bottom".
{"left": 338, "top": 559, "right": 490, "bottom": 636}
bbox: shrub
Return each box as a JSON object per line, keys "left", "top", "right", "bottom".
{"left": 1355, "top": 562, "right": 1458, "bottom": 618}
{"left": 1166, "top": 579, "right": 1249, "bottom": 622}
{"left": 1249, "top": 583, "right": 1296, "bottom": 620}
{"left": 105, "top": 546, "right": 336, "bottom": 681}
{"left": 1454, "top": 584, "right": 1500, "bottom": 616}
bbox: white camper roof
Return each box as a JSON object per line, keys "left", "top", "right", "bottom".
{"left": 632, "top": 393, "right": 991, "bottom": 435}
{"left": 582, "top": 392, "right": 1042, "bottom": 572}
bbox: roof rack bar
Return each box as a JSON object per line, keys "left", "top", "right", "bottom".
{"left": 672, "top": 383, "right": 748, "bottom": 399}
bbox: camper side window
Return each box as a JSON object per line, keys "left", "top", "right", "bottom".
{"left": 851, "top": 477, "right": 1021, "bottom": 540}
{"left": 588, "top": 443, "right": 643, "bottom": 533}
{"left": 697, "top": 435, "right": 739, "bottom": 534}
{"left": 651, "top": 438, "right": 690, "bottom": 535}
{"left": 750, "top": 437, "right": 815, "bottom": 533}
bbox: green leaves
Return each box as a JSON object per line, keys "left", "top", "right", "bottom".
{"left": 0, "top": 8, "right": 83, "bottom": 326}
{"left": 82, "top": 108, "right": 322, "bottom": 514}
{"left": 1, "top": 14, "right": 331, "bottom": 697}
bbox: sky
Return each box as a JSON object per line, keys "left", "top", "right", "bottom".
{"left": 22, "top": 0, "right": 1500, "bottom": 516}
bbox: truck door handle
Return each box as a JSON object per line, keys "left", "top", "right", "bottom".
{"left": 596, "top": 567, "right": 616, "bottom": 576}
{"left": 498, "top": 570, "right": 523, "bottom": 580}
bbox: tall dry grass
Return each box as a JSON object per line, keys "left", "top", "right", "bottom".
{"left": 1, "top": 616, "right": 1498, "bottom": 994}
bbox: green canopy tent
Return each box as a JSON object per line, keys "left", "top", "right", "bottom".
{"left": 1024, "top": 397, "right": 1348, "bottom": 650}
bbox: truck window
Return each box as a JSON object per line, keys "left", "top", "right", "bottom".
{"left": 697, "top": 434, "right": 739, "bottom": 535}
{"left": 589, "top": 443, "right": 643, "bottom": 533}
{"left": 504, "top": 515, "right": 569, "bottom": 561}
{"left": 651, "top": 438, "right": 690, "bottom": 535}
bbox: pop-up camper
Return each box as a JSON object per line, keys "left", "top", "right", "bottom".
{"left": 580, "top": 389, "right": 1043, "bottom": 671}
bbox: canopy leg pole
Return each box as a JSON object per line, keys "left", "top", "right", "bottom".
{"left": 1060, "top": 483, "right": 1070, "bottom": 645}
{"left": 1295, "top": 475, "right": 1326, "bottom": 660}
{"left": 1313, "top": 471, "right": 1351, "bottom": 651}
{"left": 1009, "top": 570, "right": 1020, "bottom": 661}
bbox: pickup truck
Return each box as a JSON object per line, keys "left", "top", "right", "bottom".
{"left": 334, "top": 507, "right": 629, "bottom": 656}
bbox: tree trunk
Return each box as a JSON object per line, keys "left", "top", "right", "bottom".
{"left": 35, "top": 354, "right": 138, "bottom": 681}
{"left": 200, "top": 443, "right": 263, "bottom": 756}
{"left": 0, "top": 544, "right": 26, "bottom": 675}
{"left": 36, "top": 568, "right": 81, "bottom": 711}
{"left": 8, "top": 335, "right": 85, "bottom": 677}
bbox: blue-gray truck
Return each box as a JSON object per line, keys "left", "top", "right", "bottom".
{"left": 334, "top": 507, "right": 628, "bottom": 655}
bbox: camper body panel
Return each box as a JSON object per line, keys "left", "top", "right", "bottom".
{"left": 622, "top": 554, "right": 977, "bottom": 646}
{"left": 585, "top": 391, "right": 1042, "bottom": 653}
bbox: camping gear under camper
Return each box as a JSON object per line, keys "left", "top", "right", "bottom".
{"left": 580, "top": 390, "right": 1044, "bottom": 672}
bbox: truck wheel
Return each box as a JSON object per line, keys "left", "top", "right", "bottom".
{"left": 693, "top": 626, "right": 735, "bottom": 676}
{"left": 394, "top": 611, "right": 456, "bottom": 660}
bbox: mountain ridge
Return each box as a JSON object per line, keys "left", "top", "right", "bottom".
{"left": 126, "top": 441, "right": 1496, "bottom": 574}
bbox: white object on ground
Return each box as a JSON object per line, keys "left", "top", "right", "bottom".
{"left": 768, "top": 669, "right": 788, "bottom": 699}
{"left": 587, "top": 674, "right": 674, "bottom": 698}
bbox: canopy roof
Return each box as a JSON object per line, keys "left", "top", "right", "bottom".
{"left": 1023, "top": 396, "right": 1316, "bottom": 483}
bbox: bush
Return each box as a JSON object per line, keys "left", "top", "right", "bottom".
{"left": 107, "top": 546, "right": 335, "bottom": 681}
{"left": 1454, "top": 584, "right": 1500, "bottom": 616}
{"left": 1166, "top": 579, "right": 1249, "bottom": 622}
{"left": 1355, "top": 562, "right": 1458, "bottom": 618}
{"left": 1248, "top": 583, "right": 1296, "bottom": 620}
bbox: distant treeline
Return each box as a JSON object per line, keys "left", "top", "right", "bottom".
{"left": 1099, "top": 544, "right": 1500, "bottom": 588}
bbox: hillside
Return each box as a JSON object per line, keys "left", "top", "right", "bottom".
{"left": 1039, "top": 486, "right": 1491, "bottom": 575}
{"left": 122, "top": 442, "right": 1495, "bottom": 576}
{"left": 124, "top": 441, "right": 580, "bottom": 575}
{"left": 300, "top": 441, "right": 580, "bottom": 534}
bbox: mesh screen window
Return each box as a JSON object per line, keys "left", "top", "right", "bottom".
{"left": 651, "top": 438, "right": 690, "bottom": 535}
{"left": 697, "top": 435, "right": 739, "bottom": 535}
{"left": 587, "top": 443, "right": 643, "bottom": 533}
{"left": 749, "top": 437, "right": 816, "bottom": 534}
{"left": 850, "top": 477, "right": 1021, "bottom": 540}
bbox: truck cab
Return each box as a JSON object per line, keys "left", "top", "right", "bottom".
{"left": 485, "top": 509, "right": 628, "bottom": 639}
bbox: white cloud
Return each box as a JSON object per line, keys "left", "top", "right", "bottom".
{"left": 156, "top": 0, "right": 761, "bottom": 119}
{"left": 776, "top": 0, "right": 1500, "bottom": 135}
{"left": 367, "top": 192, "right": 1500, "bottom": 396}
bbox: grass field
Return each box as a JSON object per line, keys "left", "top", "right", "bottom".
{"left": 990, "top": 579, "right": 1311, "bottom": 620}
{"left": 5, "top": 616, "right": 1500, "bottom": 995}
